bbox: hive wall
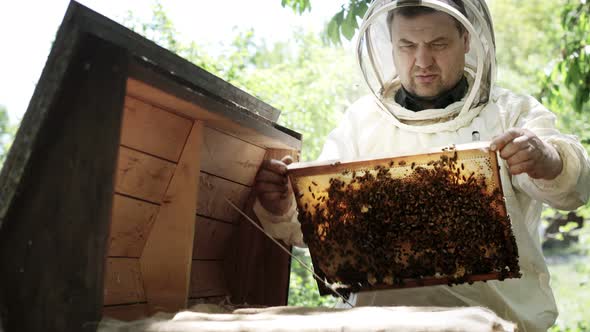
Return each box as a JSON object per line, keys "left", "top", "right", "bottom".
{"left": 103, "top": 79, "right": 293, "bottom": 320}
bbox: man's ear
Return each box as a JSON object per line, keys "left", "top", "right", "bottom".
{"left": 463, "top": 31, "right": 470, "bottom": 53}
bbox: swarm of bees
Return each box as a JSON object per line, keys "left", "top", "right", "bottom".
{"left": 296, "top": 147, "right": 521, "bottom": 296}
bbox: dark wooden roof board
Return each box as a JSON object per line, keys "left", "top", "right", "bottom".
{"left": 0, "top": 1, "right": 302, "bottom": 331}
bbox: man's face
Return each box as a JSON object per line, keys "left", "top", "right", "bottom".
{"left": 391, "top": 11, "right": 470, "bottom": 98}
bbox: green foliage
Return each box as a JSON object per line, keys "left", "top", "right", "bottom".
{"left": 546, "top": 256, "right": 590, "bottom": 331}
{"left": 288, "top": 248, "right": 338, "bottom": 307}
{"left": 0, "top": 105, "right": 14, "bottom": 167}
{"left": 123, "top": 5, "right": 366, "bottom": 161}
{"left": 541, "top": 0, "right": 590, "bottom": 113}
{"left": 550, "top": 322, "right": 590, "bottom": 332}
{"left": 122, "top": 3, "right": 181, "bottom": 53}
{"left": 490, "top": 0, "right": 565, "bottom": 94}
{"left": 281, "top": 0, "right": 312, "bottom": 15}
{"left": 280, "top": 0, "right": 370, "bottom": 44}
{"left": 325, "top": 1, "right": 369, "bottom": 44}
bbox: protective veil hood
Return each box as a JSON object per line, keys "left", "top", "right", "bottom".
{"left": 356, "top": 0, "right": 496, "bottom": 132}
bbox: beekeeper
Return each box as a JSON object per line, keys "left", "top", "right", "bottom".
{"left": 252, "top": 0, "right": 590, "bottom": 330}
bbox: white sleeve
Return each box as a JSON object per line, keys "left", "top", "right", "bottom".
{"left": 505, "top": 94, "right": 590, "bottom": 210}
{"left": 252, "top": 98, "right": 364, "bottom": 246}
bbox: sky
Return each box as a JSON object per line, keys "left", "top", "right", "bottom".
{"left": 0, "top": 0, "right": 344, "bottom": 123}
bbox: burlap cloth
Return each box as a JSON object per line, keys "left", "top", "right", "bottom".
{"left": 98, "top": 305, "right": 517, "bottom": 331}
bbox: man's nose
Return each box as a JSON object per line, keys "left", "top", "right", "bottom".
{"left": 414, "top": 45, "right": 434, "bottom": 69}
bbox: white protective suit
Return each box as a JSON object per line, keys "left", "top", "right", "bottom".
{"left": 253, "top": 1, "right": 590, "bottom": 331}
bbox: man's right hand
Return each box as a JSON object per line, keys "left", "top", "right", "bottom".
{"left": 254, "top": 156, "right": 294, "bottom": 216}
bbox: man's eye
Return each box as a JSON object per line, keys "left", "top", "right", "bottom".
{"left": 399, "top": 44, "right": 415, "bottom": 49}
{"left": 431, "top": 43, "right": 447, "bottom": 49}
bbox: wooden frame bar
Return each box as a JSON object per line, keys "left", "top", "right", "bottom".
{"left": 0, "top": 33, "right": 129, "bottom": 331}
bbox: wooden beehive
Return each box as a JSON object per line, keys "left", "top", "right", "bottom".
{"left": 0, "top": 2, "right": 301, "bottom": 331}
{"left": 288, "top": 143, "right": 520, "bottom": 296}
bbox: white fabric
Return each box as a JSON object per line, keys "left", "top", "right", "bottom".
{"left": 99, "top": 305, "right": 517, "bottom": 332}
{"left": 254, "top": 1, "right": 590, "bottom": 331}
{"left": 254, "top": 87, "right": 590, "bottom": 332}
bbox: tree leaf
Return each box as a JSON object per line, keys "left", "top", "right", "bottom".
{"left": 341, "top": 9, "right": 358, "bottom": 40}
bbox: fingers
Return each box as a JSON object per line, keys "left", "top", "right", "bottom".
{"left": 257, "top": 159, "right": 290, "bottom": 185}
{"left": 259, "top": 159, "right": 288, "bottom": 176}
{"left": 256, "top": 168, "right": 288, "bottom": 185}
{"left": 505, "top": 148, "right": 534, "bottom": 167}
{"left": 281, "top": 155, "right": 294, "bottom": 166}
{"left": 490, "top": 128, "right": 525, "bottom": 153}
{"left": 508, "top": 159, "right": 536, "bottom": 176}
{"left": 499, "top": 135, "right": 531, "bottom": 160}
{"left": 255, "top": 157, "right": 294, "bottom": 203}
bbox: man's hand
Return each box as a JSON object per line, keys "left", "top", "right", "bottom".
{"left": 490, "top": 128, "right": 563, "bottom": 180}
{"left": 254, "top": 155, "right": 294, "bottom": 216}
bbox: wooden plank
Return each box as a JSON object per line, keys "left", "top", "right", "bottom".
{"left": 115, "top": 146, "right": 176, "bottom": 203}
{"left": 122, "top": 96, "right": 193, "bottom": 162}
{"left": 0, "top": 33, "right": 128, "bottom": 332}
{"left": 0, "top": 6, "right": 81, "bottom": 229}
{"left": 140, "top": 121, "right": 203, "bottom": 314}
{"left": 200, "top": 126, "right": 266, "bottom": 186}
{"left": 189, "top": 260, "right": 229, "bottom": 298}
{"left": 108, "top": 194, "right": 159, "bottom": 257}
{"left": 126, "top": 78, "right": 300, "bottom": 150}
{"left": 104, "top": 258, "right": 146, "bottom": 305}
{"left": 103, "top": 303, "right": 148, "bottom": 321}
{"left": 197, "top": 173, "right": 251, "bottom": 223}
{"left": 193, "top": 216, "right": 236, "bottom": 260}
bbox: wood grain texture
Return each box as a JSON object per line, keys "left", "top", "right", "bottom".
{"left": 200, "top": 127, "right": 266, "bottom": 186}
{"left": 126, "top": 78, "right": 299, "bottom": 151}
{"left": 0, "top": 33, "right": 128, "bottom": 332}
{"left": 189, "top": 260, "right": 229, "bottom": 298}
{"left": 108, "top": 194, "right": 159, "bottom": 257}
{"left": 115, "top": 146, "right": 176, "bottom": 203}
{"left": 197, "top": 173, "right": 251, "bottom": 223}
{"left": 122, "top": 96, "right": 193, "bottom": 162}
{"left": 140, "top": 121, "right": 203, "bottom": 315}
{"left": 193, "top": 216, "right": 235, "bottom": 260}
{"left": 103, "top": 258, "right": 146, "bottom": 305}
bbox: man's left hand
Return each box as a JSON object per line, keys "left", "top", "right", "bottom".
{"left": 490, "top": 128, "right": 563, "bottom": 180}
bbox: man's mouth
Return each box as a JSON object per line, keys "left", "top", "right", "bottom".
{"left": 415, "top": 74, "right": 438, "bottom": 84}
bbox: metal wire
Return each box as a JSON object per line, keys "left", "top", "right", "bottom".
{"left": 224, "top": 197, "right": 355, "bottom": 308}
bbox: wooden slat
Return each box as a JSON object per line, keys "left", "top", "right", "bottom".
{"left": 200, "top": 127, "right": 266, "bottom": 186}
{"left": 197, "top": 173, "right": 251, "bottom": 223}
{"left": 103, "top": 303, "right": 148, "bottom": 321}
{"left": 104, "top": 258, "right": 146, "bottom": 305}
{"left": 189, "top": 260, "right": 229, "bottom": 298}
{"left": 108, "top": 194, "right": 159, "bottom": 257}
{"left": 140, "top": 121, "right": 203, "bottom": 314}
{"left": 126, "top": 78, "right": 299, "bottom": 150}
{"left": 122, "top": 96, "right": 193, "bottom": 162}
{"left": 193, "top": 216, "right": 235, "bottom": 260}
{"left": 115, "top": 146, "right": 176, "bottom": 203}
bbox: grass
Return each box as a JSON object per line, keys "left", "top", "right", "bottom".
{"left": 546, "top": 250, "right": 590, "bottom": 331}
